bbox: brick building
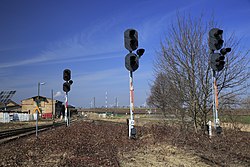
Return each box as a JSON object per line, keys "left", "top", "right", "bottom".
{"left": 21, "top": 96, "right": 63, "bottom": 118}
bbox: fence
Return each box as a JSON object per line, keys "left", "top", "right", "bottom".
{"left": 0, "top": 113, "right": 35, "bottom": 123}
{"left": 0, "top": 113, "right": 10, "bottom": 123}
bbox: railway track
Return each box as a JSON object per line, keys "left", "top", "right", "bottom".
{"left": 0, "top": 121, "right": 71, "bottom": 144}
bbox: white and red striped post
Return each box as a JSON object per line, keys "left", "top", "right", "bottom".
{"left": 128, "top": 71, "right": 135, "bottom": 139}
{"left": 65, "top": 92, "right": 69, "bottom": 126}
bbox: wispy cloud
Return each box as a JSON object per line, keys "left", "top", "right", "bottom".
{"left": 75, "top": 68, "right": 125, "bottom": 84}
{"left": 72, "top": 66, "right": 152, "bottom": 93}
{"left": 54, "top": 91, "right": 63, "bottom": 98}
{"left": 0, "top": 18, "right": 123, "bottom": 69}
{"left": 0, "top": 55, "right": 49, "bottom": 68}
{"left": 2, "top": 4, "right": 192, "bottom": 69}
{"left": 0, "top": 43, "right": 37, "bottom": 52}
{"left": 39, "top": 18, "right": 122, "bottom": 60}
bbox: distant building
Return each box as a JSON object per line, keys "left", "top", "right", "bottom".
{"left": 21, "top": 96, "right": 63, "bottom": 118}
{"left": 0, "top": 100, "right": 21, "bottom": 112}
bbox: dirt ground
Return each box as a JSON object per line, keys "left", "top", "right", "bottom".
{"left": 0, "top": 118, "right": 250, "bottom": 167}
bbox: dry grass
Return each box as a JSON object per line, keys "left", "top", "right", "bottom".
{"left": 118, "top": 143, "right": 210, "bottom": 167}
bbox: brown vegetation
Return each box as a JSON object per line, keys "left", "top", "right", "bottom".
{"left": 0, "top": 120, "right": 249, "bottom": 166}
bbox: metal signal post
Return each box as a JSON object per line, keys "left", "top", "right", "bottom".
{"left": 211, "top": 69, "right": 223, "bottom": 134}
{"left": 211, "top": 70, "right": 220, "bottom": 130}
{"left": 65, "top": 92, "right": 69, "bottom": 126}
{"left": 128, "top": 71, "right": 135, "bottom": 139}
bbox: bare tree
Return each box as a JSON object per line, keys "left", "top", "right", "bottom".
{"left": 147, "top": 71, "right": 188, "bottom": 130}
{"left": 147, "top": 13, "right": 249, "bottom": 131}
{"left": 242, "top": 96, "right": 250, "bottom": 110}
{"left": 147, "top": 72, "right": 185, "bottom": 119}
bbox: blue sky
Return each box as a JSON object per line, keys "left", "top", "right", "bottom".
{"left": 1, "top": 0, "right": 250, "bottom": 108}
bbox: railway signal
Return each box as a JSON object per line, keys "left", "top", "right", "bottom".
{"left": 63, "top": 69, "right": 71, "bottom": 81}
{"left": 62, "top": 69, "right": 73, "bottom": 126}
{"left": 124, "top": 29, "right": 138, "bottom": 52}
{"left": 136, "top": 48, "right": 145, "bottom": 57}
{"left": 63, "top": 70, "right": 73, "bottom": 93}
{"left": 124, "top": 28, "right": 145, "bottom": 139}
{"left": 210, "top": 48, "right": 231, "bottom": 72}
{"left": 63, "top": 82, "right": 71, "bottom": 92}
{"left": 210, "top": 53, "right": 223, "bottom": 72}
{"left": 125, "top": 53, "right": 139, "bottom": 72}
{"left": 209, "top": 28, "right": 231, "bottom": 135}
{"left": 209, "top": 28, "right": 224, "bottom": 51}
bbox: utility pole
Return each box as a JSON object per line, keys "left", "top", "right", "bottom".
{"left": 52, "top": 89, "right": 54, "bottom": 120}
{"left": 36, "top": 82, "right": 45, "bottom": 138}
{"left": 105, "top": 91, "right": 108, "bottom": 109}
{"left": 115, "top": 97, "right": 118, "bottom": 108}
